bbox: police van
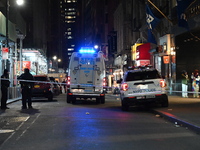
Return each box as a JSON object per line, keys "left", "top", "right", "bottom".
{"left": 67, "top": 47, "right": 106, "bottom": 104}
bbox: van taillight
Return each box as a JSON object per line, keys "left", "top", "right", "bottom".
{"left": 67, "top": 76, "right": 70, "bottom": 88}
{"left": 160, "top": 80, "right": 166, "bottom": 88}
{"left": 121, "top": 83, "right": 128, "bottom": 91}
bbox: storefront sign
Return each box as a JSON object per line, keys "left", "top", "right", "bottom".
{"left": 136, "top": 60, "right": 150, "bottom": 66}
{"left": 2, "top": 47, "right": 9, "bottom": 59}
{"left": 23, "top": 61, "right": 31, "bottom": 70}
{"left": 163, "top": 56, "right": 170, "bottom": 64}
{"left": 131, "top": 43, "right": 143, "bottom": 61}
{"left": 136, "top": 43, "right": 151, "bottom": 60}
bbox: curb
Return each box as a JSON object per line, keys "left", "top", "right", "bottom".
{"left": 152, "top": 109, "right": 200, "bottom": 134}
{"left": 7, "top": 97, "right": 21, "bottom": 104}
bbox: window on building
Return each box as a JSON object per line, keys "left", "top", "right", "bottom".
{"left": 68, "top": 8, "right": 75, "bottom": 11}
{"left": 65, "top": 16, "right": 76, "bottom": 19}
{"left": 68, "top": 48, "right": 74, "bottom": 51}
{"left": 66, "top": 21, "right": 75, "bottom": 23}
{"left": 67, "top": 12, "right": 76, "bottom": 15}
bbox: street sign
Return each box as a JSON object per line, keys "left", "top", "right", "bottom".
{"left": 2, "top": 47, "right": 9, "bottom": 59}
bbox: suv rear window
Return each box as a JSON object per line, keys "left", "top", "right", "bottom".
{"left": 125, "top": 70, "right": 161, "bottom": 81}
{"left": 34, "top": 77, "right": 48, "bottom": 81}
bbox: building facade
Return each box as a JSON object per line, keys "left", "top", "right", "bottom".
{"left": 79, "top": 0, "right": 200, "bottom": 92}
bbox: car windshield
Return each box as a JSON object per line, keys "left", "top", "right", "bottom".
{"left": 34, "top": 77, "right": 48, "bottom": 81}
{"left": 125, "top": 70, "right": 161, "bottom": 81}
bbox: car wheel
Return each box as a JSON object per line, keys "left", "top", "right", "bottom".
{"left": 72, "top": 97, "right": 76, "bottom": 104}
{"left": 67, "top": 94, "right": 71, "bottom": 103}
{"left": 48, "top": 93, "right": 53, "bottom": 101}
{"left": 161, "top": 95, "right": 169, "bottom": 107}
{"left": 100, "top": 96, "right": 105, "bottom": 104}
{"left": 96, "top": 98, "right": 100, "bottom": 104}
{"left": 121, "top": 100, "right": 129, "bottom": 111}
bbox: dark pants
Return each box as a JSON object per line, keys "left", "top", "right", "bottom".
{"left": 1, "top": 86, "right": 8, "bottom": 108}
{"left": 21, "top": 87, "right": 32, "bottom": 108}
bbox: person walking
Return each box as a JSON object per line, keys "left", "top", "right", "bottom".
{"left": 191, "top": 70, "right": 200, "bottom": 98}
{"left": 181, "top": 70, "right": 189, "bottom": 98}
{"left": 1, "top": 69, "right": 10, "bottom": 109}
{"left": 62, "top": 79, "right": 66, "bottom": 93}
{"left": 18, "top": 68, "right": 34, "bottom": 109}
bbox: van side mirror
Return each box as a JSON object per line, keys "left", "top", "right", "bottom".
{"left": 74, "top": 67, "right": 79, "bottom": 70}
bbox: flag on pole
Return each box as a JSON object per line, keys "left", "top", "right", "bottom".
{"left": 146, "top": 4, "right": 160, "bottom": 44}
{"left": 147, "top": 30, "right": 157, "bottom": 45}
{"left": 176, "top": 0, "right": 195, "bottom": 30}
{"left": 146, "top": 4, "right": 160, "bottom": 30}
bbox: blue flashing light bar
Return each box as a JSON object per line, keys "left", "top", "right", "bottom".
{"left": 79, "top": 47, "right": 96, "bottom": 53}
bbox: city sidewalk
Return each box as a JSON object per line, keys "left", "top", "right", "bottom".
{"left": 152, "top": 95, "right": 200, "bottom": 134}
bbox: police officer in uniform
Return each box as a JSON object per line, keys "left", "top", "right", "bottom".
{"left": 18, "top": 68, "right": 34, "bottom": 109}
{"left": 1, "top": 69, "right": 10, "bottom": 109}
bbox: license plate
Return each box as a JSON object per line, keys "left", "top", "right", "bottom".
{"left": 34, "top": 85, "right": 40, "bottom": 88}
{"left": 146, "top": 95, "right": 155, "bottom": 98}
{"left": 136, "top": 96, "right": 145, "bottom": 99}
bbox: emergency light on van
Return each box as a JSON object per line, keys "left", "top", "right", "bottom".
{"left": 79, "top": 48, "right": 95, "bottom": 53}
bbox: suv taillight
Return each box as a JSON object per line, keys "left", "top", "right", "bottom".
{"left": 160, "top": 80, "right": 166, "bottom": 88}
{"left": 121, "top": 83, "right": 128, "bottom": 91}
{"left": 67, "top": 76, "right": 70, "bottom": 88}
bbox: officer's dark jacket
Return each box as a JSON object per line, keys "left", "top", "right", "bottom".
{"left": 18, "top": 70, "right": 34, "bottom": 88}
{"left": 1, "top": 75, "right": 10, "bottom": 88}
{"left": 1, "top": 70, "right": 10, "bottom": 88}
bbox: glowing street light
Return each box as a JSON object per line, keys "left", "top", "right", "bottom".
{"left": 94, "top": 45, "right": 99, "bottom": 49}
{"left": 53, "top": 56, "right": 57, "bottom": 60}
{"left": 16, "top": 0, "right": 24, "bottom": 6}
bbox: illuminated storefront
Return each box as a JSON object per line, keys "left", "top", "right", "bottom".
{"left": 17, "top": 49, "right": 47, "bottom": 75}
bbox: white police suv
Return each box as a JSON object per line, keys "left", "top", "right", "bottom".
{"left": 119, "top": 67, "right": 168, "bottom": 111}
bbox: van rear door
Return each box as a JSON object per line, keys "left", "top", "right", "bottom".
{"left": 77, "top": 57, "right": 95, "bottom": 93}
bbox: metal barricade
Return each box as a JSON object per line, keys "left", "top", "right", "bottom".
{"left": 0, "top": 86, "right": 22, "bottom": 101}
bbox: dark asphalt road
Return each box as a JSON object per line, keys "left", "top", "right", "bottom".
{"left": 0, "top": 94, "right": 200, "bottom": 149}
{"left": 6, "top": 94, "right": 200, "bottom": 135}
{"left": 5, "top": 94, "right": 200, "bottom": 134}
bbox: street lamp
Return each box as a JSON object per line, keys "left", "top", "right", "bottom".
{"left": 16, "top": 0, "right": 24, "bottom": 6}
{"left": 5, "top": 0, "right": 25, "bottom": 86}
{"left": 52, "top": 56, "right": 58, "bottom": 73}
{"left": 53, "top": 56, "right": 57, "bottom": 60}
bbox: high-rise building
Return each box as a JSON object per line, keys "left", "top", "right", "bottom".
{"left": 59, "top": 0, "right": 79, "bottom": 70}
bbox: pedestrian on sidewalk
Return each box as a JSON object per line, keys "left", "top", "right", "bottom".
{"left": 18, "top": 68, "right": 34, "bottom": 109}
{"left": 191, "top": 69, "right": 200, "bottom": 98}
{"left": 181, "top": 70, "right": 189, "bottom": 98}
{"left": 62, "top": 79, "right": 66, "bottom": 93}
{"left": 0, "top": 69, "right": 10, "bottom": 109}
